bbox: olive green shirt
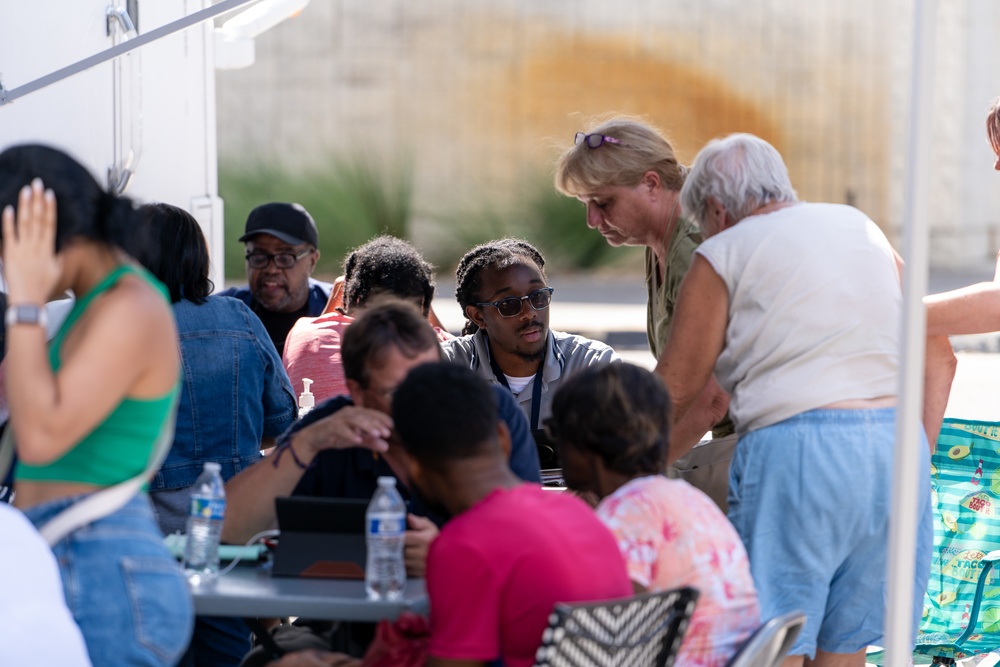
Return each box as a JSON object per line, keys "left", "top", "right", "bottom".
{"left": 645, "top": 216, "right": 734, "bottom": 439}
{"left": 645, "top": 215, "right": 703, "bottom": 359}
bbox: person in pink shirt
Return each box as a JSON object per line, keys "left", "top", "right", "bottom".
{"left": 282, "top": 235, "right": 452, "bottom": 403}
{"left": 394, "top": 361, "right": 633, "bottom": 667}
{"left": 547, "top": 362, "right": 760, "bottom": 667}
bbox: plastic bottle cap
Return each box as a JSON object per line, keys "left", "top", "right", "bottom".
{"left": 299, "top": 378, "right": 315, "bottom": 410}
{"left": 204, "top": 462, "right": 221, "bottom": 473}
{"left": 377, "top": 476, "right": 396, "bottom": 487}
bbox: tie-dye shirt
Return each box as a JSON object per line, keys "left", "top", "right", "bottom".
{"left": 596, "top": 475, "right": 760, "bottom": 666}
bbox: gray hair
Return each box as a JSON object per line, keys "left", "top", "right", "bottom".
{"left": 680, "top": 133, "right": 798, "bottom": 227}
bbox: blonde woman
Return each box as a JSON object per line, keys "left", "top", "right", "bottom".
{"left": 555, "top": 118, "right": 732, "bottom": 507}
{"left": 555, "top": 118, "right": 698, "bottom": 359}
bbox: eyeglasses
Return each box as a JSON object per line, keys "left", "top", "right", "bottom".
{"left": 476, "top": 287, "right": 554, "bottom": 318}
{"left": 574, "top": 132, "right": 631, "bottom": 149}
{"left": 367, "top": 385, "right": 397, "bottom": 405}
{"left": 245, "top": 248, "right": 312, "bottom": 269}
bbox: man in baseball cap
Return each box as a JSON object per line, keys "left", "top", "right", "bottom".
{"left": 220, "top": 202, "right": 332, "bottom": 354}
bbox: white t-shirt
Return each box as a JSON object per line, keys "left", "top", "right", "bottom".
{"left": 696, "top": 202, "right": 900, "bottom": 434}
{"left": 503, "top": 373, "right": 533, "bottom": 395}
{"left": 0, "top": 503, "right": 91, "bottom": 666}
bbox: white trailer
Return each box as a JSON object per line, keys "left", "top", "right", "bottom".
{"left": 0, "top": 0, "right": 307, "bottom": 289}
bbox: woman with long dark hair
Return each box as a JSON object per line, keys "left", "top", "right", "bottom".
{"left": 0, "top": 145, "right": 192, "bottom": 666}
{"left": 139, "top": 202, "right": 297, "bottom": 667}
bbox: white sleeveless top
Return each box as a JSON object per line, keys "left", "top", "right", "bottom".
{"left": 696, "top": 202, "right": 901, "bottom": 434}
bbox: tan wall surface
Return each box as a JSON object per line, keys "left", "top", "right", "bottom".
{"left": 216, "top": 0, "right": 1000, "bottom": 268}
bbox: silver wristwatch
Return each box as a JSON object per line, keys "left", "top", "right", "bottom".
{"left": 5, "top": 303, "right": 48, "bottom": 328}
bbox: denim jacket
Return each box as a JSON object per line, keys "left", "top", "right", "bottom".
{"left": 150, "top": 296, "right": 297, "bottom": 490}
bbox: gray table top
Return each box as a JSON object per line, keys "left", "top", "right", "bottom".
{"left": 190, "top": 565, "right": 428, "bottom": 621}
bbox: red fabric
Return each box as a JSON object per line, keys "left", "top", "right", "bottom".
{"left": 362, "top": 612, "right": 430, "bottom": 667}
{"left": 283, "top": 312, "right": 353, "bottom": 404}
{"left": 283, "top": 313, "right": 454, "bottom": 405}
{"left": 426, "top": 485, "right": 632, "bottom": 667}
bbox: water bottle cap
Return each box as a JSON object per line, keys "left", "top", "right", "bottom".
{"left": 377, "top": 476, "right": 396, "bottom": 487}
{"left": 204, "top": 462, "right": 222, "bottom": 473}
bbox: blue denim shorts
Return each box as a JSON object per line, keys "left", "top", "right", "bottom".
{"left": 728, "top": 408, "right": 932, "bottom": 658}
{"left": 24, "top": 492, "right": 194, "bottom": 667}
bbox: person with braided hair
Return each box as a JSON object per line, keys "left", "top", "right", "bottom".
{"left": 442, "top": 238, "right": 619, "bottom": 452}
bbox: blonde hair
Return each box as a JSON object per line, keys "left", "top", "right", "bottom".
{"left": 554, "top": 117, "right": 687, "bottom": 196}
{"left": 988, "top": 97, "right": 1000, "bottom": 158}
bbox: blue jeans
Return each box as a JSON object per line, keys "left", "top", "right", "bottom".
{"left": 25, "top": 492, "right": 194, "bottom": 666}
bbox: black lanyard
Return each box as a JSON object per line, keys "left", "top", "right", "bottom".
{"left": 487, "top": 344, "right": 545, "bottom": 431}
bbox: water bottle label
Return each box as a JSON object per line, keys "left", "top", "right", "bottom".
{"left": 190, "top": 497, "right": 225, "bottom": 520}
{"left": 368, "top": 516, "right": 404, "bottom": 535}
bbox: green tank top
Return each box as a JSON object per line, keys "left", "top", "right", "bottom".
{"left": 15, "top": 265, "right": 180, "bottom": 486}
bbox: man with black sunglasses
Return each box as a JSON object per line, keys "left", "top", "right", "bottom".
{"left": 220, "top": 202, "right": 332, "bottom": 353}
{"left": 443, "top": 239, "right": 619, "bottom": 465}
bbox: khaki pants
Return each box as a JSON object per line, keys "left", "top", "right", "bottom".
{"left": 666, "top": 434, "right": 738, "bottom": 514}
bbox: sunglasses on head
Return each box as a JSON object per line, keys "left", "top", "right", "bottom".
{"left": 476, "top": 287, "right": 554, "bottom": 318}
{"left": 574, "top": 132, "right": 631, "bottom": 149}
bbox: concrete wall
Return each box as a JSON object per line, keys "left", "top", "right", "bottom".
{"left": 216, "top": 0, "right": 1000, "bottom": 269}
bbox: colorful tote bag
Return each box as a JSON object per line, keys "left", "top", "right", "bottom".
{"left": 910, "top": 418, "right": 1000, "bottom": 663}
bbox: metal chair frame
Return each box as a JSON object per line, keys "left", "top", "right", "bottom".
{"left": 726, "top": 610, "right": 807, "bottom": 667}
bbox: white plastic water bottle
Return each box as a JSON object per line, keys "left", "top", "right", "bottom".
{"left": 365, "top": 476, "right": 407, "bottom": 600}
{"left": 183, "top": 461, "right": 226, "bottom": 583}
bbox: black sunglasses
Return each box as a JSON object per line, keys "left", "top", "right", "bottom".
{"left": 574, "top": 132, "right": 631, "bottom": 149}
{"left": 476, "top": 287, "right": 554, "bottom": 318}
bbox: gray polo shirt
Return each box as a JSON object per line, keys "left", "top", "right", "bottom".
{"left": 441, "top": 328, "right": 620, "bottom": 430}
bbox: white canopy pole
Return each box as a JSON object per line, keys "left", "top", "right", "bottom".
{"left": 885, "top": 0, "right": 936, "bottom": 664}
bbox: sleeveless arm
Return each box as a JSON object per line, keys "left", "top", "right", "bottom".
{"left": 9, "top": 281, "right": 179, "bottom": 464}
{"left": 655, "top": 255, "right": 730, "bottom": 460}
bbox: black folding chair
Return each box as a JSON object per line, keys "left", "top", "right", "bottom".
{"left": 533, "top": 587, "right": 699, "bottom": 667}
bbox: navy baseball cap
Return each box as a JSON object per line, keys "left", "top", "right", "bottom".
{"left": 238, "top": 202, "right": 319, "bottom": 247}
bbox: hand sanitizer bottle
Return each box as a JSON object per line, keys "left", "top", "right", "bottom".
{"left": 298, "top": 378, "right": 315, "bottom": 418}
